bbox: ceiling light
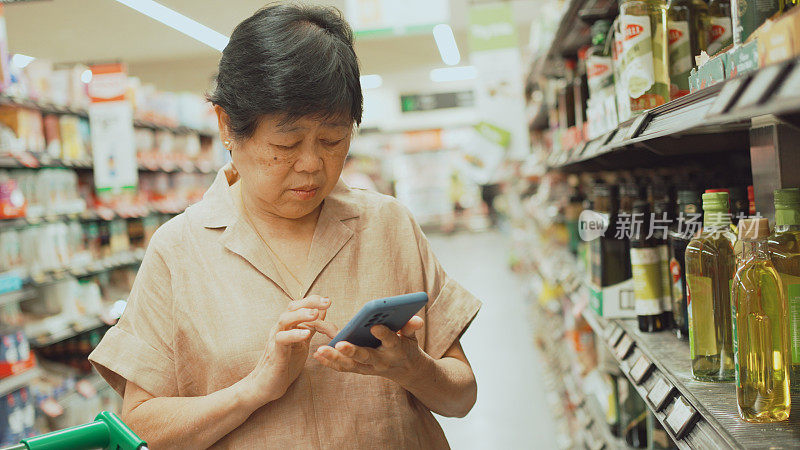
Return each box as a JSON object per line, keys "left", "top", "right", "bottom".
{"left": 432, "top": 24, "right": 460, "bottom": 66}
{"left": 11, "top": 54, "right": 34, "bottom": 69}
{"left": 112, "top": 0, "right": 230, "bottom": 51}
{"left": 360, "top": 74, "right": 383, "bottom": 90}
{"left": 430, "top": 66, "right": 477, "bottom": 83}
{"left": 80, "top": 69, "right": 93, "bottom": 84}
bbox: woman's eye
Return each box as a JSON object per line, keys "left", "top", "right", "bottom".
{"left": 274, "top": 142, "right": 300, "bottom": 150}
{"left": 321, "top": 139, "right": 344, "bottom": 147}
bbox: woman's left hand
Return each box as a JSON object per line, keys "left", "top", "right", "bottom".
{"left": 312, "top": 316, "right": 428, "bottom": 384}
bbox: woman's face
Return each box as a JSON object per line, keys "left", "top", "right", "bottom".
{"left": 222, "top": 110, "right": 352, "bottom": 220}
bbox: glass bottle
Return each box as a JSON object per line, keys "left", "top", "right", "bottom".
{"left": 618, "top": 377, "right": 648, "bottom": 448}
{"left": 669, "top": 189, "right": 702, "bottom": 340}
{"left": 768, "top": 188, "right": 800, "bottom": 391}
{"left": 732, "top": 0, "right": 785, "bottom": 45}
{"left": 654, "top": 198, "right": 675, "bottom": 329}
{"left": 732, "top": 218, "right": 791, "bottom": 422}
{"left": 619, "top": 0, "right": 671, "bottom": 113}
{"left": 706, "top": 0, "right": 733, "bottom": 55}
{"left": 592, "top": 183, "right": 631, "bottom": 287}
{"left": 685, "top": 191, "right": 736, "bottom": 381}
{"left": 613, "top": 17, "right": 633, "bottom": 122}
{"left": 667, "top": 0, "right": 709, "bottom": 98}
{"left": 587, "top": 20, "right": 615, "bottom": 99}
{"left": 632, "top": 201, "right": 668, "bottom": 331}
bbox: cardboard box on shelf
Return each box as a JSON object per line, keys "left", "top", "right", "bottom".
{"left": 756, "top": 7, "right": 798, "bottom": 67}
{"left": 726, "top": 41, "right": 760, "bottom": 79}
{"left": 588, "top": 278, "right": 636, "bottom": 319}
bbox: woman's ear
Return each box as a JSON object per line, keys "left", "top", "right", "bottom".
{"left": 214, "top": 105, "right": 233, "bottom": 150}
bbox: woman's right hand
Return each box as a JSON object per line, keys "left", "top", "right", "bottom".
{"left": 241, "top": 295, "right": 334, "bottom": 407}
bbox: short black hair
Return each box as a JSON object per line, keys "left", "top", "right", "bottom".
{"left": 209, "top": 4, "right": 362, "bottom": 139}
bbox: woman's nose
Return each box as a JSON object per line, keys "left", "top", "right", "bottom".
{"left": 293, "top": 144, "right": 324, "bottom": 173}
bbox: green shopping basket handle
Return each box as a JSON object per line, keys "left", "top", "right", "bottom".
{"left": 4, "top": 411, "right": 147, "bottom": 450}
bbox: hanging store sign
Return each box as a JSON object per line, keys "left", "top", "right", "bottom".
{"left": 468, "top": 2, "right": 530, "bottom": 175}
{"left": 400, "top": 91, "right": 474, "bottom": 112}
{"left": 88, "top": 63, "right": 137, "bottom": 194}
{"left": 345, "top": 0, "right": 449, "bottom": 38}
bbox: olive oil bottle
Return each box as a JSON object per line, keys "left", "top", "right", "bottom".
{"left": 667, "top": 0, "right": 709, "bottom": 98}
{"left": 619, "top": 0, "right": 671, "bottom": 112}
{"left": 613, "top": 18, "right": 633, "bottom": 122}
{"left": 732, "top": 218, "right": 791, "bottom": 422}
{"left": 632, "top": 201, "right": 668, "bottom": 331}
{"left": 707, "top": 0, "right": 733, "bottom": 55}
{"left": 670, "top": 189, "right": 702, "bottom": 340}
{"left": 768, "top": 188, "right": 800, "bottom": 390}
{"left": 685, "top": 192, "right": 736, "bottom": 381}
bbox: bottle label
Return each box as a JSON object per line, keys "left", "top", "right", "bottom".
{"left": 621, "top": 14, "right": 655, "bottom": 99}
{"left": 687, "top": 274, "right": 716, "bottom": 357}
{"left": 631, "top": 247, "right": 663, "bottom": 315}
{"left": 668, "top": 20, "right": 692, "bottom": 95}
{"left": 587, "top": 55, "right": 614, "bottom": 95}
{"left": 707, "top": 16, "right": 733, "bottom": 55}
{"left": 658, "top": 245, "right": 673, "bottom": 312}
{"left": 780, "top": 274, "right": 800, "bottom": 364}
{"left": 670, "top": 257, "right": 683, "bottom": 303}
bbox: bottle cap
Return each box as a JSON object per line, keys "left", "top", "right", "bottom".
{"left": 774, "top": 188, "right": 800, "bottom": 210}
{"left": 702, "top": 191, "right": 729, "bottom": 212}
{"left": 705, "top": 188, "right": 730, "bottom": 194}
{"left": 591, "top": 20, "right": 611, "bottom": 45}
{"left": 738, "top": 218, "right": 770, "bottom": 240}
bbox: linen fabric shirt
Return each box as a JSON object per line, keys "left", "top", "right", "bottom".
{"left": 88, "top": 163, "right": 482, "bottom": 449}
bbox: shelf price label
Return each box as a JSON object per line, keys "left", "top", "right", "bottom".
{"left": 607, "top": 327, "right": 625, "bottom": 347}
{"left": 629, "top": 354, "right": 654, "bottom": 384}
{"left": 733, "top": 62, "right": 791, "bottom": 111}
{"left": 88, "top": 63, "right": 138, "bottom": 195}
{"left": 615, "top": 334, "right": 635, "bottom": 360}
{"left": 666, "top": 396, "right": 697, "bottom": 440}
{"left": 647, "top": 376, "right": 675, "bottom": 411}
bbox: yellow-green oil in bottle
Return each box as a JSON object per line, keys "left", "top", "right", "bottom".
{"left": 732, "top": 218, "right": 791, "bottom": 422}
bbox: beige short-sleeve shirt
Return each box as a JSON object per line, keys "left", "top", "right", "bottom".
{"left": 88, "top": 163, "right": 482, "bottom": 449}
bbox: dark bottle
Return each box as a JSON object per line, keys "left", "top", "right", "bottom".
{"left": 632, "top": 201, "right": 668, "bottom": 332}
{"left": 618, "top": 377, "right": 648, "bottom": 448}
{"left": 592, "top": 183, "right": 632, "bottom": 287}
{"left": 668, "top": 189, "right": 702, "bottom": 339}
{"left": 667, "top": 0, "right": 709, "bottom": 98}
{"left": 654, "top": 198, "right": 675, "bottom": 330}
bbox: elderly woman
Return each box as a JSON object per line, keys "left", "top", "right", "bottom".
{"left": 89, "top": 4, "right": 480, "bottom": 449}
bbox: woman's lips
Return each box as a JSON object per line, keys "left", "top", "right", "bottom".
{"left": 290, "top": 187, "right": 319, "bottom": 200}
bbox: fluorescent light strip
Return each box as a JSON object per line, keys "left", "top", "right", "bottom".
{"left": 430, "top": 66, "right": 477, "bottom": 83}
{"left": 11, "top": 54, "right": 35, "bottom": 69}
{"left": 432, "top": 24, "right": 460, "bottom": 66}
{"left": 360, "top": 74, "right": 383, "bottom": 90}
{"left": 112, "top": 0, "right": 229, "bottom": 51}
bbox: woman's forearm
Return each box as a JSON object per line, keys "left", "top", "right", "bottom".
{"left": 399, "top": 353, "right": 477, "bottom": 418}
{"left": 122, "top": 378, "right": 262, "bottom": 449}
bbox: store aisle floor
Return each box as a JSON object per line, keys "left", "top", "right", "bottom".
{"left": 429, "top": 230, "right": 557, "bottom": 450}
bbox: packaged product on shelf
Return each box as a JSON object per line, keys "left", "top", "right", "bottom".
{"left": 668, "top": 189, "right": 701, "bottom": 340}
{"left": 0, "top": 172, "right": 25, "bottom": 219}
{"left": 0, "top": 4, "right": 10, "bottom": 90}
{"left": 731, "top": 0, "right": 783, "bottom": 44}
{"left": 0, "top": 386, "right": 36, "bottom": 445}
{"left": 586, "top": 20, "right": 620, "bottom": 138}
{"left": 589, "top": 183, "right": 635, "bottom": 318}
{"left": 574, "top": 48, "right": 590, "bottom": 139}
{"left": 618, "top": 376, "right": 648, "bottom": 448}
{"left": 706, "top": 0, "right": 733, "bottom": 55}
{"left": 631, "top": 200, "right": 669, "bottom": 331}
{"left": 755, "top": 6, "right": 800, "bottom": 66}
{"left": 731, "top": 217, "right": 791, "bottom": 422}
{"left": 613, "top": 18, "right": 634, "bottom": 122}
{"left": 0, "top": 328, "right": 33, "bottom": 377}
{"left": 768, "top": 188, "right": 800, "bottom": 391}
{"left": 667, "top": 0, "right": 709, "bottom": 98}
{"left": 619, "top": 0, "right": 671, "bottom": 113}
{"left": 58, "top": 115, "right": 88, "bottom": 162}
{"left": 685, "top": 191, "right": 736, "bottom": 381}
{"left": 0, "top": 106, "right": 45, "bottom": 153}
{"left": 42, "top": 115, "right": 61, "bottom": 159}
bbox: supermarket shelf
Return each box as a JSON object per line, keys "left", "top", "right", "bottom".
{"left": 548, "top": 57, "right": 800, "bottom": 173}
{"left": 580, "top": 305, "right": 800, "bottom": 449}
{"left": 0, "top": 287, "right": 37, "bottom": 308}
{"left": 29, "top": 315, "right": 108, "bottom": 348}
{"left": 0, "top": 151, "right": 219, "bottom": 174}
{"left": 27, "top": 249, "right": 145, "bottom": 288}
{"left": 530, "top": 0, "right": 592, "bottom": 80}
{"left": 0, "top": 367, "right": 43, "bottom": 397}
{"left": 0, "top": 94, "right": 216, "bottom": 137}
{"left": 0, "top": 206, "right": 185, "bottom": 232}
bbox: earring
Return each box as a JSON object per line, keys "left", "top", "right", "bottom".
{"left": 223, "top": 140, "right": 231, "bottom": 150}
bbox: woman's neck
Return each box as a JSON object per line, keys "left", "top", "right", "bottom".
{"left": 238, "top": 184, "right": 322, "bottom": 238}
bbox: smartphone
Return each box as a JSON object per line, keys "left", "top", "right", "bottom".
{"left": 328, "top": 292, "right": 428, "bottom": 348}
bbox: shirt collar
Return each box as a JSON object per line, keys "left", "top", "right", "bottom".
{"left": 194, "top": 162, "right": 360, "bottom": 229}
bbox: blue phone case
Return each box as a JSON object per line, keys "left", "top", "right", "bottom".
{"left": 328, "top": 292, "right": 428, "bottom": 348}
